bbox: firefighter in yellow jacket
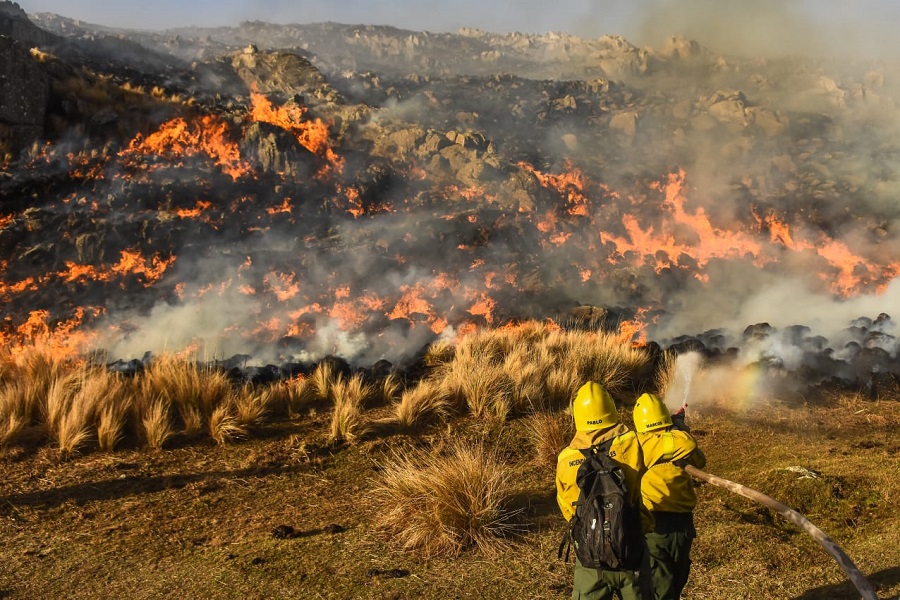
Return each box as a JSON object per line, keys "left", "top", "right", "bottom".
{"left": 556, "top": 382, "right": 653, "bottom": 600}
{"left": 633, "top": 393, "right": 706, "bottom": 600}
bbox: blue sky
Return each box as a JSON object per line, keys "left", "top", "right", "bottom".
{"left": 17, "top": 0, "right": 900, "bottom": 58}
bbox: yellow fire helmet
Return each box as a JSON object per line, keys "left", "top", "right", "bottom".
{"left": 573, "top": 381, "right": 619, "bottom": 432}
{"left": 633, "top": 392, "right": 673, "bottom": 433}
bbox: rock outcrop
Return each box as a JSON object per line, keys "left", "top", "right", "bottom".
{"left": 0, "top": 36, "right": 49, "bottom": 156}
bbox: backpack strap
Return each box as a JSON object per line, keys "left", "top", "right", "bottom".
{"left": 594, "top": 437, "right": 615, "bottom": 456}
{"left": 557, "top": 527, "right": 572, "bottom": 562}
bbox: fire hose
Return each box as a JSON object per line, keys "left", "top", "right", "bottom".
{"left": 683, "top": 464, "right": 878, "bottom": 600}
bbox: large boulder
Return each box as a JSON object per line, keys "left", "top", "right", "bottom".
{"left": 227, "top": 46, "right": 342, "bottom": 105}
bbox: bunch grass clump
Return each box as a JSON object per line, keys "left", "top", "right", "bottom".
{"left": 524, "top": 410, "right": 573, "bottom": 465}
{"left": 137, "top": 355, "right": 234, "bottom": 436}
{"left": 0, "top": 383, "right": 28, "bottom": 446}
{"left": 209, "top": 403, "right": 245, "bottom": 445}
{"left": 393, "top": 378, "right": 453, "bottom": 431}
{"left": 372, "top": 441, "right": 520, "bottom": 557}
{"left": 45, "top": 372, "right": 91, "bottom": 454}
{"left": 233, "top": 384, "right": 271, "bottom": 427}
{"left": 140, "top": 397, "right": 173, "bottom": 450}
{"left": 308, "top": 361, "right": 339, "bottom": 403}
{"left": 329, "top": 373, "right": 373, "bottom": 444}
{"left": 423, "top": 321, "right": 652, "bottom": 420}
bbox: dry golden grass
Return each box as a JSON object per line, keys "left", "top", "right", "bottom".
{"left": 56, "top": 405, "right": 92, "bottom": 454}
{"left": 524, "top": 410, "right": 573, "bottom": 465}
{"left": 2, "top": 346, "right": 71, "bottom": 425}
{"left": 0, "top": 354, "right": 133, "bottom": 452}
{"left": 209, "top": 403, "right": 246, "bottom": 445}
{"left": 377, "top": 372, "right": 403, "bottom": 405}
{"left": 308, "top": 361, "right": 338, "bottom": 402}
{"left": 233, "top": 384, "right": 270, "bottom": 427}
{"left": 393, "top": 378, "right": 453, "bottom": 431}
{"left": 543, "top": 366, "right": 582, "bottom": 410}
{"left": 372, "top": 440, "right": 520, "bottom": 557}
{"left": 141, "top": 397, "right": 174, "bottom": 450}
{"left": 441, "top": 362, "right": 514, "bottom": 420}
{"left": 44, "top": 371, "right": 93, "bottom": 454}
{"left": 499, "top": 341, "right": 549, "bottom": 410}
{"left": 423, "top": 339, "right": 455, "bottom": 366}
{"left": 0, "top": 323, "right": 653, "bottom": 454}
{"left": 82, "top": 368, "right": 130, "bottom": 451}
{"left": 429, "top": 324, "right": 652, "bottom": 418}
{"left": 258, "top": 377, "right": 312, "bottom": 416}
{"left": 654, "top": 349, "right": 678, "bottom": 397}
{"left": 139, "top": 355, "right": 234, "bottom": 434}
{"left": 0, "top": 382, "right": 29, "bottom": 446}
{"left": 569, "top": 331, "right": 651, "bottom": 394}
{"left": 329, "top": 373, "right": 373, "bottom": 444}
{"left": 96, "top": 397, "right": 131, "bottom": 452}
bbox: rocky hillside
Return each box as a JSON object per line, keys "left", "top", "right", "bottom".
{"left": 1, "top": 1, "right": 899, "bottom": 396}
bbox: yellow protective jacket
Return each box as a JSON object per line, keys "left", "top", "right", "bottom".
{"left": 636, "top": 428, "right": 706, "bottom": 514}
{"left": 556, "top": 424, "right": 654, "bottom": 533}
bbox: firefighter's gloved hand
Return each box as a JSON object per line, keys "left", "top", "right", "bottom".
{"left": 671, "top": 407, "right": 689, "bottom": 432}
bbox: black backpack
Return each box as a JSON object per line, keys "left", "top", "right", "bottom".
{"left": 559, "top": 437, "right": 645, "bottom": 571}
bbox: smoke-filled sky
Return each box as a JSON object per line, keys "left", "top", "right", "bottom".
{"left": 18, "top": 0, "right": 900, "bottom": 59}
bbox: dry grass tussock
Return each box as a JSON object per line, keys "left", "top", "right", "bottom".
{"left": 0, "top": 325, "right": 654, "bottom": 453}
{"left": 42, "top": 367, "right": 133, "bottom": 453}
{"left": 438, "top": 360, "right": 513, "bottom": 420}
{"left": 140, "top": 397, "right": 173, "bottom": 450}
{"left": 258, "top": 377, "right": 313, "bottom": 416}
{"left": 0, "top": 351, "right": 257, "bottom": 450}
{"left": 232, "top": 384, "right": 271, "bottom": 427}
{"left": 138, "top": 355, "right": 234, "bottom": 435}
{"left": 0, "top": 346, "right": 72, "bottom": 427}
{"left": 428, "top": 322, "right": 652, "bottom": 418}
{"left": 376, "top": 372, "right": 403, "bottom": 405}
{"left": 393, "top": 378, "right": 453, "bottom": 431}
{"left": 329, "top": 373, "right": 373, "bottom": 444}
{"left": 525, "top": 410, "right": 573, "bottom": 465}
{"left": 0, "top": 383, "right": 28, "bottom": 446}
{"left": 372, "top": 440, "right": 520, "bottom": 557}
{"left": 84, "top": 368, "right": 130, "bottom": 451}
{"left": 209, "top": 403, "right": 246, "bottom": 445}
{"left": 308, "top": 361, "right": 339, "bottom": 403}
{"left": 654, "top": 350, "right": 678, "bottom": 398}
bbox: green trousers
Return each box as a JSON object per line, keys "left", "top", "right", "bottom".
{"left": 644, "top": 512, "right": 696, "bottom": 600}
{"left": 572, "top": 558, "right": 647, "bottom": 600}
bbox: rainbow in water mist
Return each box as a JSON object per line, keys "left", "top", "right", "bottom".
{"left": 662, "top": 352, "right": 784, "bottom": 414}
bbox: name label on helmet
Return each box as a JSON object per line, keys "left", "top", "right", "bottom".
{"left": 646, "top": 420, "right": 666, "bottom": 428}
{"left": 586, "top": 419, "right": 604, "bottom": 425}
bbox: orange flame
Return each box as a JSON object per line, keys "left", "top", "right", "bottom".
{"left": 174, "top": 200, "right": 212, "bottom": 219}
{"left": 121, "top": 115, "right": 250, "bottom": 180}
{"left": 3, "top": 306, "right": 104, "bottom": 359}
{"left": 602, "top": 170, "right": 762, "bottom": 277}
{"left": 520, "top": 160, "right": 591, "bottom": 217}
{"left": 263, "top": 271, "right": 300, "bottom": 301}
{"left": 248, "top": 89, "right": 344, "bottom": 177}
{"left": 616, "top": 307, "right": 651, "bottom": 346}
